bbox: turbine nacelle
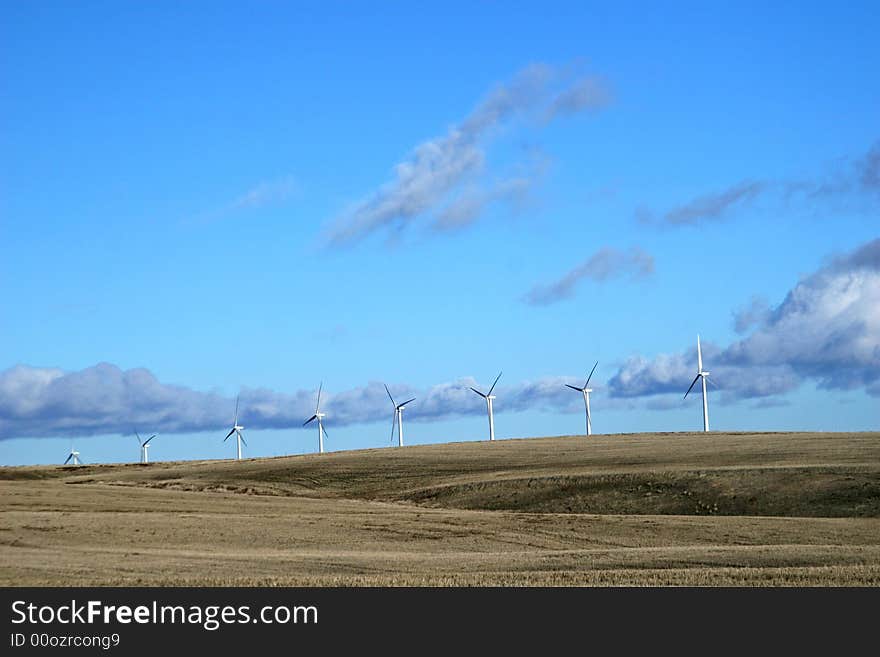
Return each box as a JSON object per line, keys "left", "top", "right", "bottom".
{"left": 469, "top": 371, "right": 502, "bottom": 399}
{"left": 135, "top": 432, "right": 157, "bottom": 446}
{"left": 63, "top": 449, "right": 82, "bottom": 465}
{"left": 224, "top": 427, "right": 247, "bottom": 444}
{"left": 303, "top": 412, "right": 325, "bottom": 426}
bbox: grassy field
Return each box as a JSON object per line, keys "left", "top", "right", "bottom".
{"left": 2, "top": 431, "right": 879, "bottom": 586}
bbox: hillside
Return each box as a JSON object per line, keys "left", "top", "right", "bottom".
{"left": 2, "top": 431, "right": 879, "bottom": 585}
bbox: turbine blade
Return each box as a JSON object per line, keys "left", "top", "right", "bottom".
{"left": 390, "top": 413, "right": 397, "bottom": 444}
{"left": 234, "top": 395, "right": 240, "bottom": 426}
{"left": 684, "top": 375, "right": 700, "bottom": 399}
{"left": 585, "top": 361, "right": 598, "bottom": 388}
{"left": 224, "top": 427, "right": 236, "bottom": 441}
{"left": 303, "top": 415, "right": 317, "bottom": 426}
{"left": 697, "top": 335, "right": 703, "bottom": 372}
{"left": 316, "top": 381, "right": 323, "bottom": 413}
{"left": 488, "top": 371, "right": 502, "bottom": 396}
{"left": 239, "top": 433, "right": 247, "bottom": 447}
{"left": 399, "top": 397, "right": 416, "bottom": 408}
{"left": 565, "top": 384, "right": 583, "bottom": 392}
{"left": 135, "top": 430, "right": 141, "bottom": 445}
{"left": 320, "top": 425, "right": 328, "bottom": 439}
{"left": 64, "top": 454, "right": 72, "bottom": 465}
{"left": 384, "top": 383, "right": 396, "bottom": 407}
{"left": 470, "top": 387, "right": 487, "bottom": 398}
{"left": 143, "top": 434, "right": 156, "bottom": 446}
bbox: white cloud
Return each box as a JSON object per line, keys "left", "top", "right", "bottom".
{"left": 608, "top": 238, "right": 880, "bottom": 399}
{"left": 524, "top": 246, "right": 654, "bottom": 305}
{"left": 325, "top": 63, "right": 611, "bottom": 245}
{"left": 0, "top": 366, "right": 587, "bottom": 440}
{"left": 639, "top": 140, "right": 880, "bottom": 227}
{"left": 664, "top": 180, "right": 767, "bottom": 225}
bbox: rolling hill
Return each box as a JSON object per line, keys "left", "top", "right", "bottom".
{"left": 2, "top": 431, "right": 878, "bottom": 585}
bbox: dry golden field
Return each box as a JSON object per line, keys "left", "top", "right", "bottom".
{"left": 1, "top": 431, "right": 878, "bottom": 586}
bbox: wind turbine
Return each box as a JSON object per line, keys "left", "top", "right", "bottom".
{"left": 135, "top": 431, "right": 157, "bottom": 464}
{"left": 470, "top": 372, "right": 502, "bottom": 442}
{"left": 566, "top": 361, "right": 598, "bottom": 436}
{"left": 384, "top": 384, "right": 415, "bottom": 447}
{"left": 63, "top": 444, "right": 82, "bottom": 465}
{"left": 223, "top": 395, "right": 246, "bottom": 460}
{"left": 684, "top": 335, "right": 711, "bottom": 432}
{"left": 303, "top": 382, "right": 327, "bottom": 454}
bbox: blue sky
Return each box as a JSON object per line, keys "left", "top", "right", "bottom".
{"left": 2, "top": 1, "right": 878, "bottom": 465}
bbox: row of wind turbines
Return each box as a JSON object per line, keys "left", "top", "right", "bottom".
{"left": 63, "top": 431, "right": 156, "bottom": 466}
{"left": 292, "top": 372, "right": 503, "bottom": 458}
{"left": 62, "top": 336, "right": 713, "bottom": 465}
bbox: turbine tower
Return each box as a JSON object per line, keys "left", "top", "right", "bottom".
{"left": 223, "top": 395, "right": 247, "bottom": 460}
{"left": 135, "top": 431, "right": 157, "bottom": 464}
{"left": 63, "top": 445, "right": 82, "bottom": 465}
{"left": 384, "top": 384, "right": 415, "bottom": 447}
{"left": 303, "top": 382, "right": 327, "bottom": 454}
{"left": 684, "top": 335, "right": 711, "bottom": 432}
{"left": 565, "top": 361, "right": 598, "bottom": 436}
{"left": 470, "top": 372, "right": 502, "bottom": 442}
